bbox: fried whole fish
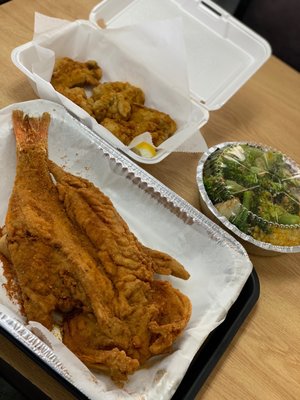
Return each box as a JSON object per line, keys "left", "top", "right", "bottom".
{"left": 48, "top": 161, "right": 191, "bottom": 364}
{"left": 5, "top": 111, "right": 137, "bottom": 380}
{"left": 1, "top": 111, "right": 191, "bottom": 382}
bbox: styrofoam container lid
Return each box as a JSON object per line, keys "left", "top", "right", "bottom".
{"left": 89, "top": 0, "right": 271, "bottom": 110}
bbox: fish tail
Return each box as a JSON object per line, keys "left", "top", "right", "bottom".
{"left": 12, "top": 110, "right": 50, "bottom": 150}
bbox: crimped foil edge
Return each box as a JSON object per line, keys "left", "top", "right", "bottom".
{"left": 0, "top": 312, "right": 73, "bottom": 383}
{"left": 72, "top": 116, "right": 250, "bottom": 258}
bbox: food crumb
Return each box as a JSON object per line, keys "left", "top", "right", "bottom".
{"left": 0, "top": 254, "right": 24, "bottom": 314}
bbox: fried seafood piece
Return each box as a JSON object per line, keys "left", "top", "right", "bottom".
{"left": 130, "top": 104, "right": 177, "bottom": 146}
{"left": 48, "top": 161, "right": 189, "bottom": 281}
{"left": 92, "top": 82, "right": 145, "bottom": 105}
{"left": 101, "top": 118, "right": 137, "bottom": 145}
{"left": 92, "top": 82, "right": 145, "bottom": 123}
{"left": 58, "top": 87, "right": 95, "bottom": 116}
{"left": 101, "top": 104, "right": 177, "bottom": 146}
{"left": 2, "top": 111, "right": 139, "bottom": 381}
{"left": 142, "top": 246, "right": 190, "bottom": 280}
{"left": 51, "top": 57, "right": 102, "bottom": 91}
{"left": 147, "top": 280, "right": 192, "bottom": 355}
{"left": 1, "top": 110, "right": 191, "bottom": 382}
{"left": 49, "top": 57, "right": 177, "bottom": 147}
{"left": 63, "top": 280, "right": 191, "bottom": 369}
{"left": 93, "top": 92, "right": 132, "bottom": 123}
{"left": 48, "top": 161, "right": 192, "bottom": 364}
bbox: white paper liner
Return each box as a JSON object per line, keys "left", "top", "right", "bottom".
{"left": 0, "top": 99, "right": 252, "bottom": 399}
{"left": 12, "top": 13, "right": 209, "bottom": 163}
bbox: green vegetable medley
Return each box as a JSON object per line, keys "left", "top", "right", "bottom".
{"left": 203, "top": 144, "right": 300, "bottom": 246}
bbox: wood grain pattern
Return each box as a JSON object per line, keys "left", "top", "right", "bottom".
{"left": 0, "top": 1, "right": 299, "bottom": 399}
{"left": 0, "top": 335, "right": 77, "bottom": 400}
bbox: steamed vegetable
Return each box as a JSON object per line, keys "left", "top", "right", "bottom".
{"left": 203, "top": 144, "right": 300, "bottom": 246}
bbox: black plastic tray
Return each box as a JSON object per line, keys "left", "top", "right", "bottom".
{"left": 0, "top": 269, "right": 259, "bottom": 400}
{"left": 173, "top": 268, "right": 259, "bottom": 399}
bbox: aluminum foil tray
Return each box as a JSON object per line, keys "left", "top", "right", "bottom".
{"left": 0, "top": 100, "right": 253, "bottom": 400}
{"left": 197, "top": 141, "right": 300, "bottom": 255}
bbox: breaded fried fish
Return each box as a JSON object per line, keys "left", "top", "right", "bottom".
{"left": 0, "top": 110, "right": 191, "bottom": 383}
{"left": 51, "top": 57, "right": 102, "bottom": 91}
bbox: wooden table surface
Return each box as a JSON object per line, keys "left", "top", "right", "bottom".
{"left": 0, "top": 1, "right": 299, "bottom": 399}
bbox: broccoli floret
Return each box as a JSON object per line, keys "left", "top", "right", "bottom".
{"left": 257, "top": 191, "right": 286, "bottom": 222}
{"left": 203, "top": 175, "right": 230, "bottom": 204}
{"left": 222, "top": 156, "right": 258, "bottom": 187}
{"left": 275, "top": 193, "right": 300, "bottom": 215}
{"left": 258, "top": 173, "right": 283, "bottom": 193}
{"left": 242, "top": 145, "right": 265, "bottom": 167}
{"left": 264, "top": 150, "right": 285, "bottom": 176}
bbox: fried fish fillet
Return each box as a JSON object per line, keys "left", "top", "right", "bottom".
{"left": 1, "top": 110, "right": 191, "bottom": 383}
{"left": 58, "top": 87, "right": 95, "bottom": 115}
{"left": 102, "top": 103, "right": 177, "bottom": 146}
{"left": 5, "top": 111, "right": 138, "bottom": 380}
{"left": 48, "top": 161, "right": 191, "bottom": 364}
{"left": 48, "top": 161, "right": 190, "bottom": 282}
{"left": 51, "top": 57, "right": 102, "bottom": 91}
{"left": 91, "top": 82, "right": 145, "bottom": 123}
{"left": 50, "top": 57, "right": 177, "bottom": 147}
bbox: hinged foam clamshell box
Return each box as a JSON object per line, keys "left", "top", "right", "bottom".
{"left": 11, "top": 0, "right": 271, "bottom": 163}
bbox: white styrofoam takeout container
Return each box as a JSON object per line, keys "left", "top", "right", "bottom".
{"left": 11, "top": 0, "right": 271, "bottom": 163}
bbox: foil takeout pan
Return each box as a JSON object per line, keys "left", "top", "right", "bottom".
{"left": 197, "top": 141, "right": 300, "bottom": 256}
{"left": 11, "top": 0, "right": 271, "bottom": 164}
{"left": 0, "top": 100, "right": 252, "bottom": 400}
